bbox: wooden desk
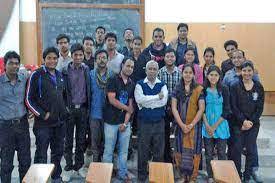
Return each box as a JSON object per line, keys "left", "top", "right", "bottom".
{"left": 86, "top": 162, "right": 113, "bottom": 183}
{"left": 211, "top": 160, "right": 241, "bottom": 183}
{"left": 149, "top": 162, "right": 174, "bottom": 183}
{"left": 22, "top": 164, "right": 55, "bottom": 183}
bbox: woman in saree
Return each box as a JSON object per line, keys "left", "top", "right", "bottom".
{"left": 171, "top": 63, "right": 205, "bottom": 182}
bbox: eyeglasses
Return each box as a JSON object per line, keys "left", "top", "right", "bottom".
{"left": 226, "top": 48, "right": 235, "bottom": 52}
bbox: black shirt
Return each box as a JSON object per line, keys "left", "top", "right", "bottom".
{"left": 104, "top": 74, "right": 135, "bottom": 125}
{"left": 230, "top": 79, "right": 265, "bottom": 127}
{"left": 221, "top": 59, "right": 234, "bottom": 76}
{"left": 83, "top": 56, "right": 95, "bottom": 71}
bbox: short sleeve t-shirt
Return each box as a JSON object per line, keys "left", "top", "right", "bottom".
{"left": 104, "top": 74, "right": 135, "bottom": 125}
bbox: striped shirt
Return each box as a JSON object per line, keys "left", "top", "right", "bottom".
{"left": 158, "top": 66, "right": 181, "bottom": 97}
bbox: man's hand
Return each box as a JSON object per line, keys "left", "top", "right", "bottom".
{"left": 158, "top": 91, "right": 164, "bottom": 99}
{"left": 44, "top": 112, "right": 50, "bottom": 120}
{"left": 119, "top": 123, "right": 127, "bottom": 132}
{"left": 241, "top": 120, "right": 253, "bottom": 130}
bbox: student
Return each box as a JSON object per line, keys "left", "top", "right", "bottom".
{"left": 103, "top": 58, "right": 135, "bottom": 182}
{"left": 171, "top": 63, "right": 205, "bottom": 183}
{"left": 56, "top": 34, "right": 72, "bottom": 71}
{"left": 0, "top": 51, "right": 31, "bottom": 183}
{"left": 83, "top": 36, "right": 95, "bottom": 70}
{"left": 135, "top": 60, "right": 168, "bottom": 182}
{"left": 26, "top": 47, "right": 68, "bottom": 183}
{"left": 158, "top": 48, "right": 181, "bottom": 162}
{"left": 202, "top": 47, "right": 215, "bottom": 81}
{"left": 230, "top": 61, "right": 264, "bottom": 182}
{"left": 221, "top": 40, "right": 238, "bottom": 75}
{"left": 62, "top": 43, "right": 91, "bottom": 181}
{"left": 169, "top": 23, "right": 199, "bottom": 65}
{"left": 138, "top": 28, "right": 167, "bottom": 70}
{"left": 202, "top": 65, "right": 231, "bottom": 183}
{"left": 105, "top": 32, "right": 124, "bottom": 74}
{"left": 90, "top": 50, "right": 113, "bottom": 162}
{"left": 94, "top": 26, "right": 106, "bottom": 52}
{"left": 178, "top": 47, "right": 203, "bottom": 84}
{"left": 119, "top": 28, "right": 134, "bottom": 57}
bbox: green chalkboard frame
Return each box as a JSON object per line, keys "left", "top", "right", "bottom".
{"left": 36, "top": 0, "right": 145, "bottom": 65}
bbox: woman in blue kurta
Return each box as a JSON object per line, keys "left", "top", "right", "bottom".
{"left": 202, "top": 65, "right": 231, "bottom": 183}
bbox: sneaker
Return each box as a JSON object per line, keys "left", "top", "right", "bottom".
{"left": 78, "top": 167, "right": 88, "bottom": 178}
{"left": 252, "top": 171, "right": 264, "bottom": 183}
{"left": 62, "top": 170, "right": 72, "bottom": 182}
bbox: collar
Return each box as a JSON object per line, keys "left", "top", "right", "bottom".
{"left": 70, "top": 62, "right": 85, "bottom": 70}
{"left": 59, "top": 51, "right": 71, "bottom": 59}
{"left": 118, "top": 73, "right": 132, "bottom": 85}
{"left": 42, "top": 65, "right": 59, "bottom": 76}
{"left": 163, "top": 66, "right": 178, "bottom": 74}
{"left": 2, "top": 73, "right": 22, "bottom": 83}
{"left": 144, "top": 77, "right": 161, "bottom": 85}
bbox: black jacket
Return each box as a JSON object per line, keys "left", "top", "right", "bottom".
{"left": 26, "top": 66, "right": 68, "bottom": 127}
{"left": 133, "top": 43, "right": 167, "bottom": 83}
{"left": 230, "top": 79, "right": 265, "bottom": 127}
{"left": 62, "top": 62, "right": 91, "bottom": 116}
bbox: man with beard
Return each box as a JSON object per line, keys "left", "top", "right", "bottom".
{"left": 136, "top": 28, "right": 167, "bottom": 83}
{"left": 119, "top": 28, "right": 134, "bottom": 57}
{"left": 0, "top": 51, "right": 31, "bottom": 183}
{"left": 105, "top": 32, "right": 124, "bottom": 74}
{"left": 83, "top": 36, "right": 95, "bottom": 70}
{"left": 95, "top": 26, "right": 106, "bottom": 52}
{"left": 103, "top": 57, "right": 135, "bottom": 182}
{"left": 90, "top": 50, "right": 113, "bottom": 163}
{"left": 56, "top": 34, "right": 73, "bottom": 71}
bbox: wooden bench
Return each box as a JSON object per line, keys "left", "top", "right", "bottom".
{"left": 211, "top": 160, "right": 241, "bottom": 183}
{"left": 149, "top": 162, "right": 174, "bottom": 183}
{"left": 22, "top": 164, "right": 55, "bottom": 183}
{"left": 86, "top": 162, "right": 113, "bottom": 183}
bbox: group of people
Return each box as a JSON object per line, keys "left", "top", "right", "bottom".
{"left": 0, "top": 23, "right": 264, "bottom": 183}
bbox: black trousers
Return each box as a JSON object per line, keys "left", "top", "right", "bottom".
{"left": 137, "top": 119, "right": 165, "bottom": 181}
{"left": 64, "top": 107, "right": 87, "bottom": 170}
{"left": 0, "top": 115, "right": 31, "bottom": 183}
{"left": 33, "top": 122, "right": 65, "bottom": 180}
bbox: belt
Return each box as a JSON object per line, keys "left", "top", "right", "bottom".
{"left": 71, "top": 103, "right": 86, "bottom": 109}
{"left": 0, "top": 118, "right": 22, "bottom": 125}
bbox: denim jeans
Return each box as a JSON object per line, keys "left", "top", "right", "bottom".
{"left": 103, "top": 122, "right": 131, "bottom": 179}
{"left": 0, "top": 115, "right": 31, "bottom": 183}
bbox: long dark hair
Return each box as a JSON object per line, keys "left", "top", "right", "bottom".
{"left": 183, "top": 47, "right": 196, "bottom": 64}
{"left": 181, "top": 63, "right": 198, "bottom": 96}
{"left": 203, "top": 65, "right": 223, "bottom": 97}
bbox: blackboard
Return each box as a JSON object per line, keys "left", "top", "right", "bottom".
{"left": 41, "top": 7, "right": 141, "bottom": 50}
{"left": 40, "top": 0, "right": 140, "bottom": 4}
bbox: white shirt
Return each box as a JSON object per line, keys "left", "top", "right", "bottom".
{"left": 107, "top": 50, "right": 124, "bottom": 74}
{"left": 134, "top": 77, "right": 168, "bottom": 110}
{"left": 56, "top": 52, "right": 73, "bottom": 72}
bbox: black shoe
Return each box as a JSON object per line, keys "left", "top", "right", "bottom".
{"left": 64, "top": 164, "right": 74, "bottom": 171}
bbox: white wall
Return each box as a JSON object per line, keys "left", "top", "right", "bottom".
{"left": 20, "top": 0, "right": 275, "bottom": 23}
{"left": 0, "top": 0, "right": 19, "bottom": 57}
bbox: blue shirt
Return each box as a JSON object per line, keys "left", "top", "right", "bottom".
{"left": 90, "top": 69, "right": 112, "bottom": 120}
{"left": 0, "top": 73, "right": 28, "bottom": 120}
{"left": 202, "top": 88, "right": 230, "bottom": 139}
{"left": 223, "top": 68, "right": 260, "bottom": 87}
